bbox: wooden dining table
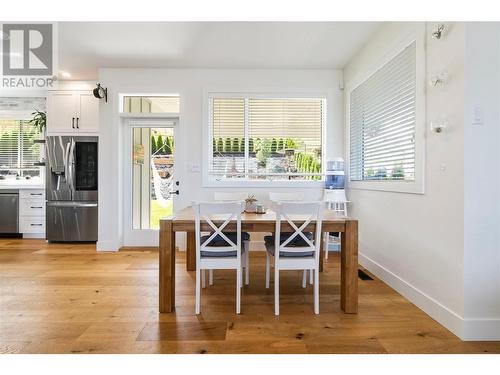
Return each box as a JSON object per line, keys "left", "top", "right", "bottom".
{"left": 159, "top": 207, "right": 358, "bottom": 314}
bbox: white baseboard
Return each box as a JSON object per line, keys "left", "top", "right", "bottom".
{"left": 96, "top": 240, "right": 120, "bottom": 252}
{"left": 359, "top": 252, "right": 464, "bottom": 339}
{"left": 360, "top": 252, "right": 500, "bottom": 341}
{"left": 22, "top": 233, "right": 45, "bottom": 239}
{"left": 250, "top": 240, "right": 266, "bottom": 251}
{"left": 462, "top": 318, "right": 500, "bottom": 341}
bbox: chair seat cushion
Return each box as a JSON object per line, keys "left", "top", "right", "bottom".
{"left": 264, "top": 234, "right": 315, "bottom": 257}
{"left": 200, "top": 232, "right": 250, "bottom": 247}
{"left": 200, "top": 232, "right": 249, "bottom": 257}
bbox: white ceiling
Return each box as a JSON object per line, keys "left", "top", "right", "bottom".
{"left": 58, "top": 22, "right": 382, "bottom": 80}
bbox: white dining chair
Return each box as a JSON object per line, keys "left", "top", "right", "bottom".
{"left": 323, "top": 189, "right": 349, "bottom": 259}
{"left": 269, "top": 192, "right": 305, "bottom": 202}
{"left": 265, "top": 201, "right": 323, "bottom": 315}
{"left": 192, "top": 201, "right": 245, "bottom": 314}
{"left": 212, "top": 192, "right": 250, "bottom": 286}
{"left": 268, "top": 191, "right": 312, "bottom": 286}
{"left": 213, "top": 192, "right": 248, "bottom": 201}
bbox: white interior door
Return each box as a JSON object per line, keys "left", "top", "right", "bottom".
{"left": 123, "top": 117, "right": 179, "bottom": 246}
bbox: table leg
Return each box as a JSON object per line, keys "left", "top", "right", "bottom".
{"left": 159, "top": 219, "right": 175, "bottom": 313}
{"left": 186, "top": 232, "right": 196, "bottom": 271}
{"left": 341, "top": 219, "right": 358, "bottom": 313}
{"left": 319, "top": 232, "right": 325, "bottom": 272}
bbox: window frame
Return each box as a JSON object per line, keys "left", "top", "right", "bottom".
{"left": 118, "top": 93, "right": 181, "bottom": 118}
{"left": 346, "top": 28, "right": 426, "bottom": 194}
{"left": 203, "top": 91, "right": 327, "bottom": 188}
{"left": 0, "top": 115, "right": 42, "bottom": 178}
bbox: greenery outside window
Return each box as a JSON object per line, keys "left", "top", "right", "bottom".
{"left": 0, "top": 119, "right": 41, "bottom": 178}
{"left": 209, "top": 95, "right": 325, "bottom": 183}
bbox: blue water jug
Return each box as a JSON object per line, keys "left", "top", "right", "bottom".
{"left": 325, "top": 158, "right": 345, "bottom": 190}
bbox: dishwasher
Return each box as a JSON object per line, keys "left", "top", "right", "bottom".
{"left": 0, "top": 190, "right": 19, "bottom": 233}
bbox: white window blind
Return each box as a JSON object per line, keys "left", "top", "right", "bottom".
{"left": 210, "top": 96, "right": 324, "bottom": 181}
{"left": 350, "top": 41, "right": 416, "bottom": 182}
{"left": 248, "top": 98, "right": 322, "bottom": 152}
{"left": 0, "top": 120, "right": 40, "bottom": 177}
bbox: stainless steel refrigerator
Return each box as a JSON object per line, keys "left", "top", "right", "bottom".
{"left": 45, "top": 136, "right": 98, "bottom": 242}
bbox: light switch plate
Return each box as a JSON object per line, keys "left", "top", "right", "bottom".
{"left": 473, "top": 107, "right": 484, "bottom": 125}
{"left": 189, "top": 163, "right": 201, "bottom": 173}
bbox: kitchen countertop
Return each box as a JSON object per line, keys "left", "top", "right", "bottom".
{"left": 0, "top": 180, "right": 44, "bottom": 190}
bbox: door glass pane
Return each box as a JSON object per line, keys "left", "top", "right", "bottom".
{"left": 123, "top": 96, "right": 180, "bottom": 114}
{"left": 132, "top": 127, "right": 174, "bottom": 229}
{"left": 75, "top": 142, "right": 98, "bottom": 190}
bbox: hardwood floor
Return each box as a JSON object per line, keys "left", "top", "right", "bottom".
{"left": 1, "top": 239, "right": 499, "bottom": 354}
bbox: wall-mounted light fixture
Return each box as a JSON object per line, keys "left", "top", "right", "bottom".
{"left": 429, "top": 70, "right": 449, "bottom": 88}
{"left": 432, "top": 24, "right": 446, "bottom": 39}
{"left": 93, "top": 83, "right": 108, "bottom": 103}
{"left": 430, "top": 116, "right": 449, "bottom": 134}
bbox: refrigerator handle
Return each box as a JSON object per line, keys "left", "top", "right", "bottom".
{"left": 63, "top": 141, "right": 71, "bottom": 190}
{"left": 69, "top": 138, "right": 76, "bottom": 196}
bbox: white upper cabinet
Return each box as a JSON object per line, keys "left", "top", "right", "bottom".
{"left": 47, "top": 91, "right": 99, "bottom": 135}
{"left": 77, "top": 92, "right": 99, "bottom": 133}
{"left": 46, "top": 92, "right": 77, "bottom": 134}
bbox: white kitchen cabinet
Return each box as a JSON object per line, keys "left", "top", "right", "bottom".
{"left": 19, "top": 189, "right": 45, "bottom": 238}
{"left": 46, "top": 92, "right": 77, "bottom": 133}
{"left": 47, "top": 91, "right": 99, "bottom": 135}
{"left": 77, "top": 93, "right": 99, "bottom": 133}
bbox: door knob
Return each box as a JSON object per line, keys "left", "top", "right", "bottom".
{"left": 169, "top": 190, "right": 179, "bottom": 195}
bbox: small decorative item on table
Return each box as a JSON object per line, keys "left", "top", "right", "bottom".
{"left": 244, "top": 194, "right": 258, "bottom": 213}
{"left": 255, "top": 203, "right": 266, "bottom": 214}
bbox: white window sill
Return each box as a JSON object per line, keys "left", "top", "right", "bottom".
{"left": 348, "top": 180, "right": 424, "bottom": 195}
{"left": 203, "top": 179, "right": 325, "bottom": 189}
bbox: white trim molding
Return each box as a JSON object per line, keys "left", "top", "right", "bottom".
{"left": 345, "top": 26, "right": 426, "bottom": 195}
{"left": 202, "top": 88, "right": 331, "bottom": 188}
{"left": 360, "top": 252, "right": 500, "bottom": 341}
{"left": 96, "top": 240, "right": 121, "bottom": 252}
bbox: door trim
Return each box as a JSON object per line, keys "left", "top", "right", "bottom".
{"left": 122, "top": 116, "right": 179, "bottom": 247}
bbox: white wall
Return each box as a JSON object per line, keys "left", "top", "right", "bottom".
{"left": 97, "top": 68, "right": 344, "bottom": 251}
{"left": 462, "top": 22, "right": 500, "bottom": 340}
{"left": 344, "top": 22, "right": 500, "bottom": 340}
{"left": 0, "top": 80, "right": 95, "bottom": 97}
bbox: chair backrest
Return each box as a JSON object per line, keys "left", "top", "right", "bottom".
{"left": 213, "top": 192, "right": 247, "bottom": 201}
{"left": 192, "top": 201, "right": 243, "bottom": 259}
{"left": 274, "top": 201, "right": 323, "bottom": 259}
{"left": 269, "top": 192, "right": 305, "bottom": 202}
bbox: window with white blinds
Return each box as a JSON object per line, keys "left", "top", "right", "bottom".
{"left": 350, "top": 41, "right": 416, "bottom": 182}
{"left": 210, "top": 96, "right": 324, "bottom": 182}
{"left": 0, "top": 120, "right": 41, "bottom": 177}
